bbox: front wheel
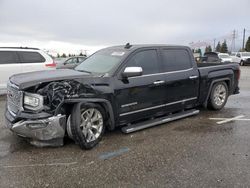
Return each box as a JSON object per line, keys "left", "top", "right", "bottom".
{"left": 240, "top": 61, "right": 244, "bottom": 66}
{"left": 68, "top": 103, "right": 106, "bottom": 149}
{"left": 208, "top": 82, "right": 228, "bottom": 110}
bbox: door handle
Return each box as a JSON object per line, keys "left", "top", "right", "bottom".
{"left": 189, "top": 75, "right": 198, "bottom": 80}
{"left": 153, "top": 80, "right": 165, "bottom": 85}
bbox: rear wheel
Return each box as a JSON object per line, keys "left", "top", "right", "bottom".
{"left": 240, "top": 60, "right": 244, "bottom": 66}
{"left": 67, "top": 103, "right": 105, "bottom": 149}
{"left": 208, "top": 82, "right": 228, "bottom": 110}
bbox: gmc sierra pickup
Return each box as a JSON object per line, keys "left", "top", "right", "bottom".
{"left": 5, "top": 44, "right": 240, "bottom": 149}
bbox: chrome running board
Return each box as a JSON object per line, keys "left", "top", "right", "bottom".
{"left": 122, "top": 109, "right": 199, "bottom": 133}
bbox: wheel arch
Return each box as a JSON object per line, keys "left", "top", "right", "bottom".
{"left": 203, "top": 78, "right": 231, "bottom": 108}
{"left": 57, "top": 98, "right": 115, "bottom": 130}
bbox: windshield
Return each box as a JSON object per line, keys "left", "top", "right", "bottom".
{"left": 219, "top": 54, "right": 230, "bottom": 58}
{"left": 75, "top": 49, "right": 126, "bottom": 73}
{"left": 242, "top": 52, "right": 250, "bottom": 57}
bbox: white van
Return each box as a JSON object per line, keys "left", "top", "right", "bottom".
{"left": 0, "top": 47, "right": 55, "bottom": 94}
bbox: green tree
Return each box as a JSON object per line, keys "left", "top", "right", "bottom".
{"left": 216, "top": 42, "right": 221, "bottom": 52}
{"left": 205, "top": 45, "right": 212, "bottom": 53}
{"left": 79, "top": 52, "right": 84, "bottom": 56}
{"left": 57, "top": 53, "right": 60, "bottom": 58}
{"left": 195, "top": 48, "right": 202, "bottom": 56}
{"left": 62, "top": 53, "right": 67, "bottom": 58}
{"left": 245, "top": 36, "right": 250, "bottom": 52}
{"left": 68, "top": 54, "right": 71, "bottom": 57}
{"left": 220, "top": 40, "right": 228, "bottom": 53}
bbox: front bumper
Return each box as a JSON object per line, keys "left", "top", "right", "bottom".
{"left": 5, "top": 110, "right": 66, "bottom": 147}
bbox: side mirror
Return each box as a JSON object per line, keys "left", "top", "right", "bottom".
{"left": 122, "top": 67, "right": 143, "bottom": 78}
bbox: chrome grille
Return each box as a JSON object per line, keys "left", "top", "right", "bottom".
{"left": 7, "top": 82, "right": 22, "bottom": 115}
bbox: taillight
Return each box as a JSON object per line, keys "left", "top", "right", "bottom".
{"left": 45, "top": 61, "right": 56, "bottom": 68}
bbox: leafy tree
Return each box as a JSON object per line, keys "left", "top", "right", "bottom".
{"left": 195, "top": 48, "right": 201, "bottom": 53}
{"left": 245, "top": 36, "right": 250, "bottom": 52}
{"left": 79, "top": 52, "right": 84, "bottom": 56}
{"left": 216, "top": 42, "right": 221, "bottom": 52}
{"left": 205, "top": 45, "right": 212, "bottom": 53}
{"left": 194, "top": 48, "right": 202, "bottom": 57}
{"left": 68, "top": 54, "right": 71, "bottom": 57}
{"left": 62, "top": 53, "right": 67, "bottom": 58}
{"left": 57, "top": 53, "right": 60, "bottom": 58}
{"left": 220, "top": 40, "right": 228, "bottom": 53}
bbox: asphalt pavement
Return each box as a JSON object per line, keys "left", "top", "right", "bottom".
{"left": 0, "top": 67, "right": 250, "bottom": 188}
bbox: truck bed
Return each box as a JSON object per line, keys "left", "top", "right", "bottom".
{"left": 196, "top": 62, "right": 240, "bottom": 104}
{"left": 197, "top": 62, "right": 232, "bottom": 68}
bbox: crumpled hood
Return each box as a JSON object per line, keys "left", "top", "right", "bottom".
{"left": 10, "top": 69, "right": 91, "bottom": 89}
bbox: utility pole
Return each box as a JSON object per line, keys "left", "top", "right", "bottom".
{"left": 213, "top": 39, "right": 216, "bottom": 52}
{"left": 242, "top": 28, "right": 246, "bottom": 51}
{"left": 231, "top": 30, "right": 236, "bottom": 52}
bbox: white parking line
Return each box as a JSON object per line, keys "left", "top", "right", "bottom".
{"left": 1, "top": 162, "right": 77, "bottom": 168}
{"left": 209, "top": 115, "right": 246, "bottom": 124}
{"left": 210, "top": 118, "right": 250, "bottom": 121}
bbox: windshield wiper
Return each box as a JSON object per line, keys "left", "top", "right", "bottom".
{"left": 76, "top": 69, "right": 92, "bottom": 74}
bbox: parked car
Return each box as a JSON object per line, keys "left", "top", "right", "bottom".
{"left": 230, "top": 52, "right": 250, "bottom": 66}
{"left": 218, "top": 53, "right": 233, "bottom": 63}
{"left": 5, "top": 44, "right": 240, "bottom": 150}
{"left": 54, "top": 57, "right": 67, "bottom": 64}
{"left": 56, "top": 56, "right": 87, "bottom": 69}
{"left": 0, "top": 47, "right": 55, "bottom": 94}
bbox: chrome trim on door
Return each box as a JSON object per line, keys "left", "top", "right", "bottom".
{"left": 153, "top": 80, "right": 165, "bottom": 85}
{"left": 121, "top": 102, "right": 138, "bottom": 108}
{"left": 119, "top": 97, "right": 197, "bottom": 117}
{"left": 189, "top": 75, "right": 198, "bottom": 79}
{"left": 129, "top": 68, "right": 193, "bottom": 79}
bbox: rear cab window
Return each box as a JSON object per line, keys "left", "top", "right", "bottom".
{"left": 0, "top": 51, "right": 19, "bottom": 64}
{"left": 65, "top": 57, "right": 77, "bottom": 64}
{"left": 17, "top": 51, "right": 45, "bottom": 63}
{"left": 160, "top": 49, "right": 192, "bottom": 72}
{"left": 125, "top": 49, "right": 160, "bottom": 75}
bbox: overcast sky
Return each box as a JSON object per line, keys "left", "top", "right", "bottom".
{"left": 0, "top": 0, "right": 249, "bottom": 54}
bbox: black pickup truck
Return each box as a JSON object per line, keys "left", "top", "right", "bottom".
{"left": 5, "top": 44, "right": 240, "bottom": 149}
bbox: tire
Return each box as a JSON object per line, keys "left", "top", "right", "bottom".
{"left": 240, "top": 61, "right": 244, "bottom": 66}
{"left": 208, "top": 82, "right": 228, "bottom": 110}
{"left": 68, "top": 103, "right": 106, "bottom": 150}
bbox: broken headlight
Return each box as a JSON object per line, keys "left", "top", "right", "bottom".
{"left": 23, "top": 92, "right": 44, "bottom": 111}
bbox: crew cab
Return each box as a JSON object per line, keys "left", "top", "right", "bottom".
{"left": 5, "top": 44, "right": 240, "bottom": 149}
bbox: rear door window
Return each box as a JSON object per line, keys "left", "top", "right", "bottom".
{"left": 161, "top": 49, "right": 192, "bottom": 72}
{"left": 0, "top": 51, "right": 19, "bottom": 64}
{"left": 125, "top": 49, "right": 159, "bottom": 75}
{"left": 17, "top": 51, "right": 45, "bottom": 63}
